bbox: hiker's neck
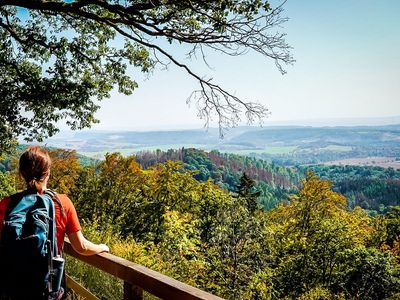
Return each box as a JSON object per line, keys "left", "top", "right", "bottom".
{"left": 37, "top": 184, "right": 47, "bottom": 194}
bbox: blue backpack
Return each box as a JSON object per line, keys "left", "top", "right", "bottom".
{"left": 0, "top": 190, "right": 64, "bottom": 300}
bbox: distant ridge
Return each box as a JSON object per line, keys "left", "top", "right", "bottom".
{"left": 259, "top": 115, "right": 400, "bottom": 127}
{"left": 47, "top": 115, "right": 400, "bottom": 136}
{"left": 39, "top": 122, "right": 400, "bottom": 161}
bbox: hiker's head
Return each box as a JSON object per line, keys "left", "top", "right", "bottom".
{"left": 19, "top": 146, "right": 51, "bottom": 192}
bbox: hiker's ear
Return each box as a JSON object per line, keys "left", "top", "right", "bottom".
{"left": 45, "top": 170, "right": 50, "bottom": 182}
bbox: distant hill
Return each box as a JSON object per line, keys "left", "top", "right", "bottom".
{"left": 229, "top": 125, "right": 400, "bottom": 147}
{"left": 42, "top": 124, "right": 400, "bottom": 166}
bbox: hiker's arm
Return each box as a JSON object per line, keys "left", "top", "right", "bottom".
{"left": 68, "top": 231, "right": 109, "bottom": 256}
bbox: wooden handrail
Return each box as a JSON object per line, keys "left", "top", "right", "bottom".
{"left": 65, "top": 274, "right": 99, "bottom": 300}
{"left": 64, "top": 240, "right": 224, "bottom": 300}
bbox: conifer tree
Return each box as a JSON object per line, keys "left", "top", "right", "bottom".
{"left": 236, "top": 172, "right": 261, "bottom": 214}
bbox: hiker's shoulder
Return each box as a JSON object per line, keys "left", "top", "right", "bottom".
{"left": 0, "top": 196, "right": 11, "bottom": 208}
{"left": 0, "top": 196, "right": 11, "bottom": 202}
{"left": 55, "top": 193, "right": 76, "bottom": 209}
{"left": 0, "top": 196, "right": 11, "bottom": 224}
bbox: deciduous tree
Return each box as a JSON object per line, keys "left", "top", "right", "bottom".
{"left": 0, "top": 0, "right": 293, "bottom": 153}
{"left": 268, "top": 172, "right": 375, "bottom": 297}
{"left": 49, "top": 148, "right": 81, "bottom": 194}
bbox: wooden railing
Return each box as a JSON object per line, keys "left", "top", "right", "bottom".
{"left": 64, "top": 240, "right": 224, "bottom": 300}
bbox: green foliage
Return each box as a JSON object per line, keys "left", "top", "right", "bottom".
{"left": 236, "top": 172, "right": 261, "bottom": 213}
{"left": 2, "top": 147, "right": 400, "bottom": 299}
{"left": 75, "top": 154, "right": 202, "bottom": 242}
{"left": 373, "top": 206, "right": 400, "bottom": 264}
{"left": 299, "top": 165, "right": 400, "bottom": 214}
{"left": 195, "top": 179, "right": 230, "bottom": 243}
{"left": 204, "top": 204, "right": 271, "bottom": 299}
{"left": 334, "top": 247, "right": 400, "bottom": 299}
{"left": 135, "top": 148, "right": 400, "bottom": 214}
{"left": 382, "top": 206, "right": 400, "bottom": 247}
{"left": 297, "top": 286, "right": 344, "bottom": 300}
{"left": 0, "top": 3, "right": 152, "bottom": 153}
{"left": 266, "top": 173, "right": 387, "bottom": 298}
{"left": 135, "top": 148, "right": 299, "bottom": 211}
{"left": 69, "top": 156, "right": 399, "bottom": 299}
{"left": 0, "top": 171, "right": 15, "bottom": 198}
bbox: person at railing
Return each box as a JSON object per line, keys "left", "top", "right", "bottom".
{"left": 0, "top": 146, "right": 109, "bottom": 299}
{"left": 0, "top": 145, "right": 110, "bottom": 255}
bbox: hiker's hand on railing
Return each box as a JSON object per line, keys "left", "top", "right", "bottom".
{"left": 99, "top": 244, "right": 109, "bottom": 253}
{"left": 68, "top": 231, "right": 110, "bottom": 256}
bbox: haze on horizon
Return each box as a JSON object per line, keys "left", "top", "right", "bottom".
{"left": 71, "top": 0, "right": 399, "bottom": 132}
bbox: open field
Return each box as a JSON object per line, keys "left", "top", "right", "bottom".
{"left": 320, "top": 145, "right": 352, "bottom": 152}
{"left": 224, "top": 146, "right": 298, "bottom": 155}
{"left": 323, "top": 156, "right": 400, "bottom": 169}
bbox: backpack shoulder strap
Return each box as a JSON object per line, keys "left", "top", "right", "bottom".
{"left": 45, "top": 189, "right": 66, "bottom": 219}
{"left": 40, "top": 192, "right": 58, "bottom": 257}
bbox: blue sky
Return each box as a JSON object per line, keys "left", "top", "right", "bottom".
{"left": 89, "top": 0, "right": 400, "bottom": 130}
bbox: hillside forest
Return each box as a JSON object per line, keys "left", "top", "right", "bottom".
{"left": 134, "top": 148, "right": 400, "bottom": 215}
{"left": 0, "top": 147, "right": 399, "bottom": 299}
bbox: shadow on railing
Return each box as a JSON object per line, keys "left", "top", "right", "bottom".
{"left": 64, "top": 240, "right": 224, "bottom": 300}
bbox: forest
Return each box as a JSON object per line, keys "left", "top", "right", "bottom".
{"left": 0, "top": 147, "right": 399, "bottom": 299}
{"left": 134, "top": 148, "right": 400, "bottom": 214}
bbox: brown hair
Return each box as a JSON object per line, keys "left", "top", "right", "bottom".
{"left": 19, "top": 146, "right": 51, "bottom": 191}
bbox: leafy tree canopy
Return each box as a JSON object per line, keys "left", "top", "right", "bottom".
{"left": 0, "top": 0, "right": 293, "bottom": 153}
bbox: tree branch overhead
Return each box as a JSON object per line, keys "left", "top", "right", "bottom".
{"left": 0, "top": 0, "right": 293, "bottom": 152}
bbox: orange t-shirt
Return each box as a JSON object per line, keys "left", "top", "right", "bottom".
{"left": 0, "top": 193, "right": 81, "bottom": 253}
{"left": 53, "top": 194, "right": 82, "bottom": 252}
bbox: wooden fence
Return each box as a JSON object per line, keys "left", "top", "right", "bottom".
{"left": 64, "top": 240, "right": 224, "bottom": 300}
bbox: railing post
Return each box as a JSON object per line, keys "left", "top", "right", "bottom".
{"left": 124, "top": 281, "right": 143, "bottom": 300}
